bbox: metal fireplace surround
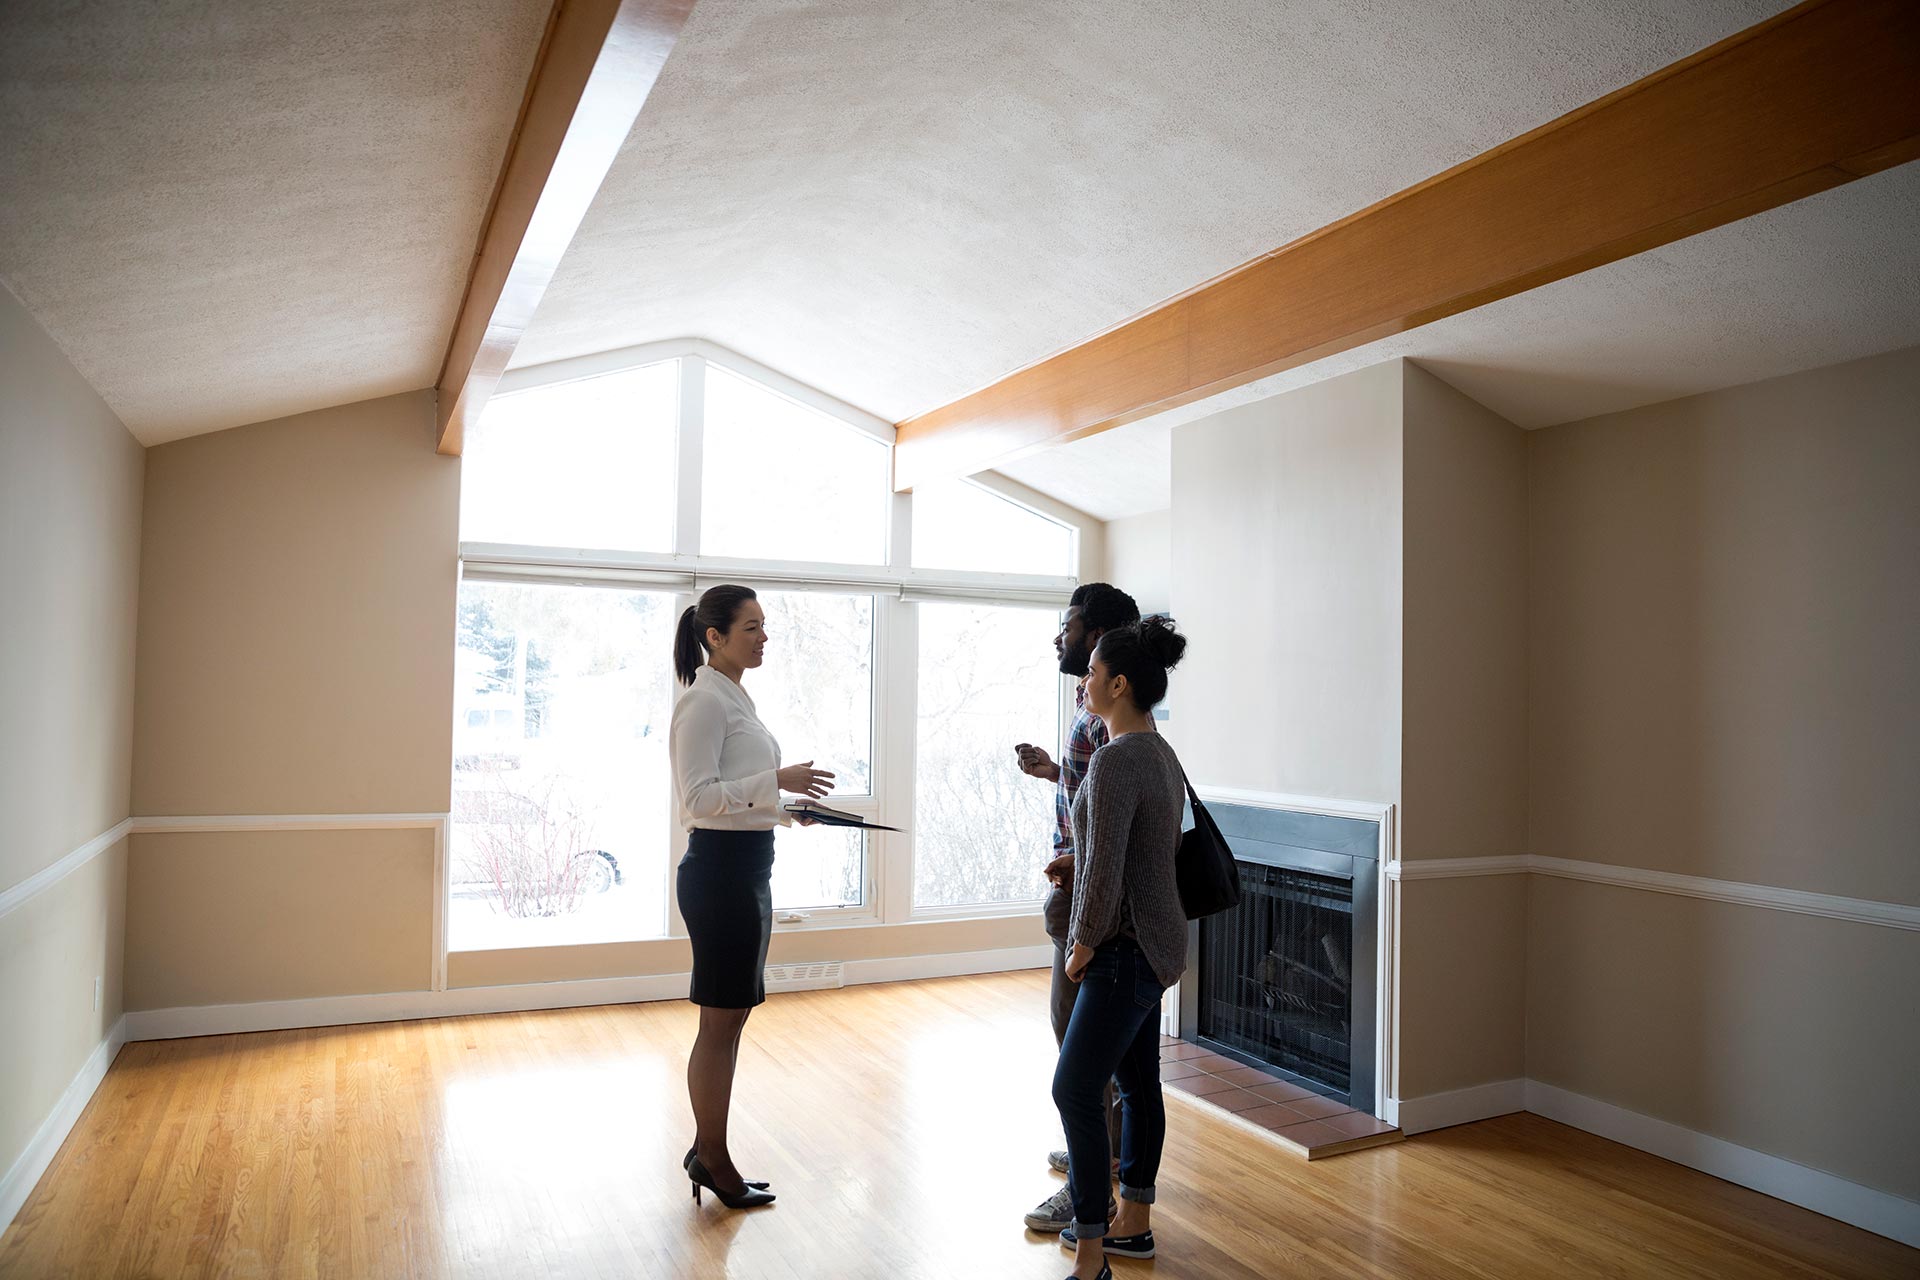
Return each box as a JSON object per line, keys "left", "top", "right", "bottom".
{"left": 1176, "top": 799, "right": 1381, "bottom": 1116}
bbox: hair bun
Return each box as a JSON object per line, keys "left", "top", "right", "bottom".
{"left": 1137, "top": 614, "right": 1187, "bottom": 670}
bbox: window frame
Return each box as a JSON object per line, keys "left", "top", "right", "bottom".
{"left": 457, "top": 343, "right": 1092, "bottom": 949}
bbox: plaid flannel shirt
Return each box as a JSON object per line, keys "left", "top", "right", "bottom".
{"left": 1054, "top": 680, "right": 1109, "bottom": 860}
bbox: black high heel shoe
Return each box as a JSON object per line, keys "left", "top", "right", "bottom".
{"left": 684, "top": 1145, "right": 770, "bottom": 1190}
{"left": 687, "top": 1155, "right": 776, "bottom": 1209}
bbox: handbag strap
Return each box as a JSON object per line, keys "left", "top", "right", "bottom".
{"left": 1176, "top": 764, "right": 1210, "bottom": 819}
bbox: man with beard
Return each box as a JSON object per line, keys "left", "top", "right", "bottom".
{"left": 1013, "top": 581, "right": 1141, "bottom": 1234}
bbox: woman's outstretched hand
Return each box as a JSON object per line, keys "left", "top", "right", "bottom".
{"left": 778, "top": 761, "right": 836, "bottom": 799}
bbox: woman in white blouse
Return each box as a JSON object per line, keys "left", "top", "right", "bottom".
{"left": 670, "top": 584, "right": 834, "bottom": 1210}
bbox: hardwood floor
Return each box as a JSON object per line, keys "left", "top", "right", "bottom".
{"left": 3, "top": 970, "right": 1912, "bottom": 1278}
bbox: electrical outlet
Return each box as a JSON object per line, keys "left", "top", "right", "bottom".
{"left": 93, "top": 976, "right": 102, "bottom": 1013}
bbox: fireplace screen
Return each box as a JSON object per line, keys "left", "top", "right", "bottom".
{"left": 1197, "top": 861, "right": 1354, "bottom": 1094}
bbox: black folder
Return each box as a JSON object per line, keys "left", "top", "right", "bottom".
{"left": 784, "top": 802, "right": 902, "bottom": 832}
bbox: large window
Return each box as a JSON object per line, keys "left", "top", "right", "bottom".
{"left": 461, "top": 361, "right": 677, "bottom": 552}
{"left": 913, "top": 603, "right": 1061, "bottom": 908}
{"left": 450, "top": 580, "right": 676, "bottom": 950}
{"left": 750, "top": 591, "right": 875, "bottom": 911}
{"left": 454, "top": 346, "right": 1083, "bottom": 952}
{"left": 913, "top": 479, "right": 1075, "bottom": 576}
{"left": 749, "top": 592, "right": 875, "bottom": 795}
{"left": 701, "top": 365, "right": 889, "bottom": 564}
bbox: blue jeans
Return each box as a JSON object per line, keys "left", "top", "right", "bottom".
{"left": 1050, "top": 938, "right": 1166, "bottom": 1237}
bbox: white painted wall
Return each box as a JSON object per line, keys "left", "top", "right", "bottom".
{"left": 1170, "top": 360, "right": 1404, "bottom": 803}
{"left": 1101, "top": 509, "right": 1171, "bottom": 615}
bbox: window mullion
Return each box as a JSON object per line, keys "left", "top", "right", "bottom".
{"left": 879, "top": 593, "right": 918, "bottom": 924}
{"left": 664, "top": 354, "right": 703, "bottom": 939}
{"left": 674, "top": 354, "right": 705, "bottom": 556}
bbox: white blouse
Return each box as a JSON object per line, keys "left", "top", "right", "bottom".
{"left": 669, "top": 665, "right": 790, "bottom": 832}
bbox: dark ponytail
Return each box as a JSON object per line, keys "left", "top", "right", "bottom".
{"left": 1093, "top": 614, "right": 1187, "bottom": 710}
{"left": 674, "top": 584, "right": 758, "bottom": 685}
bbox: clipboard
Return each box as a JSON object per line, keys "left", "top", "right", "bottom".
{"left": 784, "top": 802, "right": 902, "bottom": 832}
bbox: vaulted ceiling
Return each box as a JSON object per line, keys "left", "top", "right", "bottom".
{"left": 514, "top": 0, "right": 1796, "bottom": 419}
{"left": 996, "top": 160, "right": 1920, "bottom": 519}
{"left": 0, "top": 0, "right": 550, "bottom": 444}
{"left": 5, "top": 0, "right": 1915, "bottom": 495}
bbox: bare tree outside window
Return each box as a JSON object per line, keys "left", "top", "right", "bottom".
{"left": 450, "top": 580, "right": 675, "bottom": 949}
{"left": 914, "top": 603, "right": 1061, "bottom": 908}
{"left": 753, "top": 591, "right": 874, "bottom": 909}
{"left": 461, "top": 767, "right": 595, "bottom": 918}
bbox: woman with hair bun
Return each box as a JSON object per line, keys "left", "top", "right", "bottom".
{"left": 1051, "top": 615, "right": 1191, "bottom": 1279}
{"left": 669, "top": 584, "right": 835, "bottom": 1210}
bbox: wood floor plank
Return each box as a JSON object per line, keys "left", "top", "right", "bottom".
{"left": 2, "top": 970, "right": 1912, "bottom": 1278}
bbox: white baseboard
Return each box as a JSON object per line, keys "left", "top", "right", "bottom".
{"left": 1394, "top": 1078, "right": 1527, "bottom": 1135}
{"left": 122, "top": 945, "right": 1051, "bottom": 1041}
{"left": 2, "top": 1016, "right": 126, "bottom": 1230}
{"left": 123, "top": 973, "right": 696, "bottom": 1040}
{"left": 841, "top": 944, "right": 1050, "bottom": 986}
{"left": 1524, "top": 1081, "right": 1920, "bottom": 1250}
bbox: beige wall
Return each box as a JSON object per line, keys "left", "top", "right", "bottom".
{"left": 0, "top": 286, "right": 141, "bottom": 1186}
{"left": 1171, "top": 359, "right": 1404, "bottom": 802}
{"left": 1102, "top": 509, "right": 1171, "bottom": 615}
{"left": 1, "top": 287, "right": 143, "bottom": 888}
{"left": 125, "top": 391, "right": 457, "bottom": 1009}
{"left": 1529, "top": 876, "right": 1920, "bottom": 1200}
{"left": 1526, "top": 345, "right": 1920, "bottom": 1199}
{"left": 1528, "top": 345, "right": 1920, "bottom": 900}
{"left": 1397, "top": 874, "right": 1528, "bottom": 1095}
{"left": 1401, "top": 362, "right": 1528, "bottom": 862}
{"left": 1394, "top": 362, "right": 1529, "bottom": 1096}
{"left": 125, "top": 829, "right": 433, "bottom": 1009}
{"left": 134, "top": 391, "right": 458, "bottom": 817}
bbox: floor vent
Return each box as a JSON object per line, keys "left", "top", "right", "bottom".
{"left": 762, "top": 962, "right": 845, "bottom": 992}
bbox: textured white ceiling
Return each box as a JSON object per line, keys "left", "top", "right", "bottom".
{"left": 519, "top": 0, "right": 1789, "bottom": 421}
{"left": 4, "top": 0, "right": 1886, "bottom": 477}
{"left": 0, "top": 0, "right": 550, "bottom": 444}
{"left": 995, "top": 160, "right": 1920, "bottom": 520}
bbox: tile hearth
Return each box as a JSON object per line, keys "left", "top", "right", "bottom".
{"left": 1160, "top": 1036, "right": 1401, "bottom": 1159}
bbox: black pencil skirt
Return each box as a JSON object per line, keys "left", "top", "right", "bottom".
{"left": 676, "top": 828, "right": 777, "bottom": 1009}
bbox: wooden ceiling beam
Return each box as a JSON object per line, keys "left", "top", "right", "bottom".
{"left": 434, "top": 0, "right": 694, "bottom": 455}
{"left": 891, "top": 0, "right": 1920, "bottom": 491}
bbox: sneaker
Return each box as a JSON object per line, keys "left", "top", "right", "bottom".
{"left": 1023, "top": 1185, "right": 1118, "bottom": 1233}
{"left": 1048, "top": 1149, "right": 1123, "bottom": 1177}
{"left": 1061, "top": 1225, "right": 1156, "bottom": 1259}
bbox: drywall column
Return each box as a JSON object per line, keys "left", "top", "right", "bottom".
{"left": 1397, "top": 363, "right": 1528, "bottom": 1098}
{"left": 1169, "top": 357, "right": 1530, "bottom": 1110}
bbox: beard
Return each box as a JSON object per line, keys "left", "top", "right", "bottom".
{"left": 1058, "top": 644, "right": 1091, "bottom": 678}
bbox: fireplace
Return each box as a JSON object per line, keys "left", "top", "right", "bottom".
{"left": 1177, "top": 800, "right": 1380, "bottom": 1114}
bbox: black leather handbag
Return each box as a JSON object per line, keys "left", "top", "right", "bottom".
{"left": 1175, "top": 770, "right": 1242, "bottom": 919}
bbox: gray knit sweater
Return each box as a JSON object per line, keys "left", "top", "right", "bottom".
{"left": 1068, "top": 731, "right": 1189, "bottom": 989}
